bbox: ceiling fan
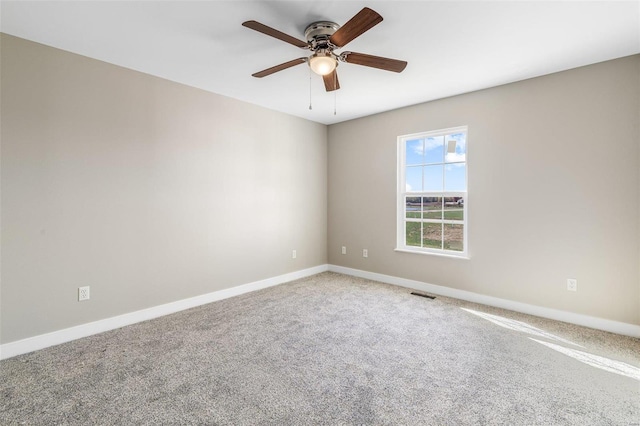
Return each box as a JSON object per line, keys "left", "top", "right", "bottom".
{"left": 242, "top": 7, "right": 407, "bottom": 92}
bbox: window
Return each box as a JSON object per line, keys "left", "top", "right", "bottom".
{"left": 397, "top": 126, "right": 468, "bottom": 257}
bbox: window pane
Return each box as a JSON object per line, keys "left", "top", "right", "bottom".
{"left": 422, "top": 197, "right": 442, "bottom": 219}
{"left": 444, "top": 163, "right": 466, "bottom": 191}
{"left": 405, "top": 139, "right": 424, "bottom": 165}
{"left": 424, "top": 136, "right": 444, "bottom": 164}
{"left": 399, "top": 128, "right": 467, "bottom": 257}
{"left": 406, "top": 197, "right": 421, "bottom": 219}
{"left": 423, "top": 165, "right": 443, "bottom": 191}
{"left": 444, "top": 224, "right": 464, "bottom": 251}
{"left": 444, "top": 197, "right": 464, "bottom": 221}
{"left": 423, "top": 223, "right": 442, "bottom": 249}
{"left": 406, "top": 166, "right": 422, "bottom": 192}
{"left": 445, "top": 133, "right": 466, "bottom": 163}
{"left": 406, "top": 222, "right": 422, "bottom": 247}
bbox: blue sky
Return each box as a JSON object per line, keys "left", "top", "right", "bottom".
{"left": 405, "top": 133, "right": 466, "bottom": 192}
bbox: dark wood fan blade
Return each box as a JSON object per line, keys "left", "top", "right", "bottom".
{"left": 242, "top": 20, "right": 308, "bottom": 48}
{"left": 323, "top": 70, "right": 340, "bottom": 92}
{"left": 342, "top": 52, "right": 407, "bottom": 73}
{"left": 252, "top": 58, "right": 307, "bottom": 78}
{"left": 329, "top": 7, "right": 383, "bottom": 48}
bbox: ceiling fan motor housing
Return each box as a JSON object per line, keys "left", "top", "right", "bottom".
{"left": 304, "top": 21, "right": 340, "bottom": 50}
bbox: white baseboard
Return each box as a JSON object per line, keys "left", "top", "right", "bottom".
{"left": 0, "top": 264, "right": 329, "bottom": 360}
{"left": 328, "top": 265, "right": 640, "bottom": 338}
{"left": 3, "top": 263, "right": 636, "bottom": 360}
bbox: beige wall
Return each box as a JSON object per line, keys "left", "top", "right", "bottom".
{"left": 0, "top": 34, "right": 327, "bottom": 344}
{"left": 328, "top": 55, "right": 640, "bottom": 326}
{"left": 2, "top": 34, "right": 638, "bottom": 347}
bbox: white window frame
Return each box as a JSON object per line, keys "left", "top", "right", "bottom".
{"left": 396, "top": 126, "right": 469, "bottom": 259}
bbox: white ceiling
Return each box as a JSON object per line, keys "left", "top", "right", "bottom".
{"left": 1, "top": 1, "right": 639, "bottom": 125}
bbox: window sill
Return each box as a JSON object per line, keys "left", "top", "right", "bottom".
{"left": 394, "top": 248, "right": 470, "bottom": 260}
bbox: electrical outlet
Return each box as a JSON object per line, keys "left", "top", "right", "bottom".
{"left": 567, "top": 279, "right": 577, "bottom": 292}
{"left": 78, "top": 286, "right": 90, "bottom": 301}
{"left": 363, "top": 249, "right": 368, "bottom": 258}
{"left": 341, "top": 246, "right": 347, "bottom": 255}
{"left": 292, "top": 250, "right": 297, "bottom": 259}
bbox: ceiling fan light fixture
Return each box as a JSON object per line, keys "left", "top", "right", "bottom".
{"left": 309, "top": 53, "right": 337, "bottom": 76}
{"left": 244, "top": 8, "right": 407, "bottom": 92}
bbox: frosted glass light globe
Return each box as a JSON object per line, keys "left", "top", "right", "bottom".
{"left": 309, "top": 54, "right": 337, "bottom": 76}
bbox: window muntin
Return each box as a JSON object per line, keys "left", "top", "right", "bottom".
{"left": 397, "top": 127, "right": 468, "bottom": 257}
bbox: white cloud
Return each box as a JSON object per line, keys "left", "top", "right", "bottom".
{"left": 446, "top": 164, "right": 465, "bottom": 172}
{"left": 408, "top": 139, "right": 424, "bottom": 156}
{"left": 409, "top": 136, "right": 446, "bottom": 157}
{"left": 445, "top": 152, "right": 466, "bottom": 163}
{"left": 424, "top": 136, "right": 444, "bottom": 153}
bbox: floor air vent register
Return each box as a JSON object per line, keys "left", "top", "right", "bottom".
{"left": 410, "top": 292, "right": 436, "bottom": 300}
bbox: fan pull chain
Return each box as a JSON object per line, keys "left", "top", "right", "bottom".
{"left": 308, "top": 68, "right": 313, "bottom": 110}
{"left": 333, "top": 72, "right": 337, "bottom": 115}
